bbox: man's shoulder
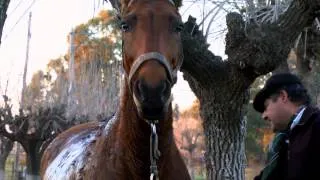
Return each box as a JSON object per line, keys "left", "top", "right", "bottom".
{"left": 300, "top": 106, "right": 320, "bottom": 133}
{"left": 302, "top": 106, "right": 320, "bottom": 123}
{"left": 310, "top": 107, "right": 320, "bottom": 126}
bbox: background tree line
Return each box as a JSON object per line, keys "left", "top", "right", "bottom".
{"left": 0, "top": 10, "right": 122, "bottom": 179}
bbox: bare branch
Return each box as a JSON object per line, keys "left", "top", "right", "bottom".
{"left": 104, "top": 0, "right": 121, "bottom": 13}
{"left": 205, "top": 8, "right": 223, "bottom": 40}
{"left": 198, "top": 5, "right": 220, "bottom": 28}
{"left": 181, "top": 0, "right": 198, "bottom": 17}
{"left": 0, "top": 126, "right": 16, "bottom": 141}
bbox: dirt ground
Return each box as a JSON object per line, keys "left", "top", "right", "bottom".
{"left": 245, "top": 163, "right": 264, "bottom": 180}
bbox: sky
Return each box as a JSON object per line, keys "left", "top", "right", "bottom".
{"left": 0, "top": 0, "right": 227, "bottom": 111}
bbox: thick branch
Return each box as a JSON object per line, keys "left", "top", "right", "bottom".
{"left": 225, "top": 0, "right": 319, "bottom": 79}
{"left": 278, "top": 0, "right": 319, "bottom": 43}
{"left": 181, "top": 16, "right": 227, "bottom": 87}
{"left": 0, "top": 125, "right": 17, "bottom": 142}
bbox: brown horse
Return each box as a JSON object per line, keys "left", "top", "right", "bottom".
{"left": 40, "top": 0, "right": 190, "bottom": 179}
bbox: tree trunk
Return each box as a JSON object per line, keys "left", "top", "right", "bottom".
{"left": 181, "top": 15, "right": 253, "bottom": 179}
{"left": 201, "top": 92, "right": 247, "bottom": 179}
{"left": 181, "top": 0, "right": 318, "bottom": 179}
{"left": 0, "top": 0, "right": 10, "bottom": 45}
{"left": 14, "top": 143, "right": 21, "bottom": 180}
{"left": 23, "top": 140, "right": 42, "bottom": 180}
{"left": 181, "top": 68, "right": 249, "bottom": 179}
{"left": 0, "top": 137, "right": 13, "bottom": 180}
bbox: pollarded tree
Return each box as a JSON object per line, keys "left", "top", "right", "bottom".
{"left": 0, "top": 96, "right": 13, "bottom": 180}
{"left": 0, "top": 136, "right": 13, "bottom": 179}
{"left": 180, "top": 0, "right": 320, "bottom": 179}
{"left": 0, "top": 95, "right": 71, "bottom": 179}
{"left": 0, "top": 9, "right": 123, "bottom": 178}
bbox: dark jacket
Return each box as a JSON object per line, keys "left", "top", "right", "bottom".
{"left": 254, "top": 106, "right": 320, "bottom": 180}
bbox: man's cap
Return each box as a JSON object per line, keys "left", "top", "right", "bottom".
{"left": 253, "top": 73, "right": 303, "bottom": 113}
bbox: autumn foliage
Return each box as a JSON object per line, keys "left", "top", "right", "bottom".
{"left": 173, "top": 100, "right": 206, "bottom": 177}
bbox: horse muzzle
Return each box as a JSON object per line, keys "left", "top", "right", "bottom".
{"left": 126, "top": 52, "right": 180, "bottom": 120}
{"left": 133, "top": 78, "right": 172, "bottom": 120}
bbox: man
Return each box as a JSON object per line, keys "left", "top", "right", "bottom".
{"left": 253, "top": 73, "right": 320, "bottom": 180}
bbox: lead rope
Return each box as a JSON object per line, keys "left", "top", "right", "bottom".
{"left": 150, "top": 122, "right": 160, "bottom": 180}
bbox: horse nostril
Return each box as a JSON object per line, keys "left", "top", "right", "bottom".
{"left": 136, "top": 80, "right": 145, "bottom": 101}
{"left": 162, "top": 80, "right": 171, "bottom": 97}
{"left": 155, "top": 80, "right": 169, "bottom": 98}
{"left": 134, "top": 79, "right": 170, "bottom": 104}
{"left": 160, "top": 81, "right": 167, "bottom": 94}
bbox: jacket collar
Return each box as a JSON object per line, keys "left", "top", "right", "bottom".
{"left": 295, "top": 106, "right": 319, "bottom": 127}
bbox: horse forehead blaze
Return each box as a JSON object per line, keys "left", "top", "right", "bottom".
{"left": 121, "top": 0, "right": 183, "bottom": 70}
{"left": 121, "top": 2, "right": 183, "bottom": 83}
{"left": 118, "top": 0, "right": 184, "bottom": 121}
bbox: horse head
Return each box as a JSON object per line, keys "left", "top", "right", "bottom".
{"left": 118, "top": 0, "right": 184, "bottom": 121}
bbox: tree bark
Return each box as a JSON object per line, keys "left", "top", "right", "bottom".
{"left": 0, "top": 0, "right": 10, "bottom": 45}
{"left": 0, "top": 137, "right": 13, "bottom": 180}
{"left": 22, "top": 139, "right": 42, "bottom": 179}
{"left": 181, "top": 0, "right": 319, "bottom": 179}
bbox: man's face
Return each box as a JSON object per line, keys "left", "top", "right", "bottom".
{"left": 261, "top": 91, "right": 291, "bottom": 132}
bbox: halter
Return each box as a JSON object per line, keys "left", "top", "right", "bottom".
{"left": 125, "top": 51, "right": 182, "bottom": 90}
{"left": 127, "top": 52, "right": 179, "bottom": 121}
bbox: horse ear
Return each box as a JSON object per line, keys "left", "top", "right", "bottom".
{"left": 104, "top": 0, "right": 135, "bottom": 13}
{"left": 104, "top": 0, "right": 182, "bottom": 12}
{"left": 120, "top": 0, "right": 138, "bottom": 12}
{"left": 172, "top": 0, "right": 182, "bottom": 8}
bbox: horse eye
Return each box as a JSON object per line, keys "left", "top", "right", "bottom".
{"left": 175, "top": 24, "right": 184, "bottom": 33}
{"left": 120, "top": 21, "right": 130, "bottom": 32}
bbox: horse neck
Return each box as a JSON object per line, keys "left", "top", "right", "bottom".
{"left": 117, "top": 80, "right": 174, "bottom": 171}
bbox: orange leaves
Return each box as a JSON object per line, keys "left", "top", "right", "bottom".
{"left": 173, "top": 99, "right": 205, "bottom": 168}
{"left": 98, "top": 10, "right": 112, "bottom": 24}
{"left": 261, "top": 128, "right": 274, "bottom": 152}
{"left": 180, "top": 99, "right": 200, "bottom": 119}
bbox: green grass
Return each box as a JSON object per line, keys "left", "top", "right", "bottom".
{"left": 194, "top": 174, "right": 206, "bottom": 180}
{"left": 5, "top": 156, "right": 14, "bottom": 180}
